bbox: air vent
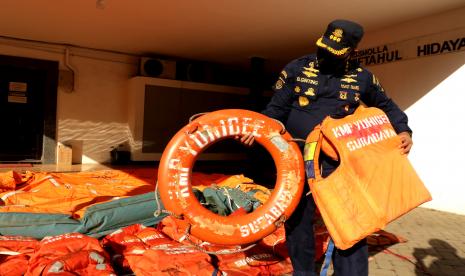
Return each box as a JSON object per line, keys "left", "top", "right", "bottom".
{"left": 139, "top": 58, "right": 176, "bottom": 79}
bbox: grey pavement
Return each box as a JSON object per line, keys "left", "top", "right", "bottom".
{"left": 276, "top": 207, "right": 465, "bottom": 276}
{"left": 367, "top": 207, "right": 465, "bottom": 276}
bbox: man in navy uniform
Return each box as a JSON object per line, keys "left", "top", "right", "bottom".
{"left": 241, "top": 19, "right": 413, "bottom": 275}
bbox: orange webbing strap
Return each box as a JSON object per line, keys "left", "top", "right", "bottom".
{"left": 304, "top": 126, "right": 335, "bottom": 275}
{"left": 304, "top": 123, "right": 339, "bottom": 190}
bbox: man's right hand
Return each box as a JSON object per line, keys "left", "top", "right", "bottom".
{"left": 236, "top": 133, "right": 255, "bottom": 146}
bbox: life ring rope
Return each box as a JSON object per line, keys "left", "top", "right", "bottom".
{"left": 270, "top": 118, "right": 287, "bottom": 134}
{"left": 189, "top": 112, "right": 288, "bottom": 135}
{"left": 189, "top": 112, "right": 210, "bottom": 123}
{"left": 288, "top": 138, "right": 307, "bottom": 143}
{"left": 182, "top": 224, "right": 258, "bottom": 255}
{"left": 155, "top": 181, "right": 263, "bottom": 255}
{"left": 153, "top": 183, "right": 182, "bottom": 219}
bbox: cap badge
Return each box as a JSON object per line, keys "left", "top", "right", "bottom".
{"left": 330, "top": 29, "right": 343, "bottom": 42}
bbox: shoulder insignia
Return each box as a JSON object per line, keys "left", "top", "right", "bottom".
{"left": 372, "top": 75, "right": 385, "bottom": 92}
{"left": 275, "top": 79, "right": 284, "bottom": 90}
{"left": 356, "top": 67, "right": 363, "bottom": 72}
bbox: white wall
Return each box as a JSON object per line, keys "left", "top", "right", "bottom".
{"left": 360, "top": 7, "right": 465, "bottom": 215}
{"left": 0, "top": 40, "right": 138, "bottom": 163}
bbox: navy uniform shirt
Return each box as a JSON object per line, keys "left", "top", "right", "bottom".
{"left": 262, "top": 54, "right": 412, "bottom": 140}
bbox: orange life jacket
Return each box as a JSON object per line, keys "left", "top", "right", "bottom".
{"left": 0, "top": 171, "right": 23, "bottom": 193}
{"left": 102, "top": 223, "right": 217, "bottom": 276}
{"left": 0, "top": 236, "right": 39, "bottom": 276}
{"left": 159, "top": 216, "right": 294, "bottom": 275}
{"left": 26, "top": 233, "right": 115, "bottom": 276}
{"left": 304, "top": 106, "right": 431, "bottom": 250}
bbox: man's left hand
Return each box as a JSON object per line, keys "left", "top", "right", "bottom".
{"left": 235, "top": 133, "right": 255, "bottom": 147}
{"left": 398, "top": 132, "right": 413, "bottom": 154}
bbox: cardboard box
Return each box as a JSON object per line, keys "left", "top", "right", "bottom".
{"left": 57, "top": 142, "right": 72, "bottom": 166}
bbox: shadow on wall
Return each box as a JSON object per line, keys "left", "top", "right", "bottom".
{"left": 57, "top": 119, "right": 130, "bottom": 163}
{"left": 413, "top": 239, "right": 465, "bottom": 276}
{"left": 368, "top": 51, "right": 465, "bottom": 110}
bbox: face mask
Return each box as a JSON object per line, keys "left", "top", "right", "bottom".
{"left": 317, "top": 48, "right": 350, "bottom": 74}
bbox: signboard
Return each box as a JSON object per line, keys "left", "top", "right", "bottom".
{"left": 8, "top": 81, "right": 28, "bottom": 104}
{"left": 353, "top": 28, "right": 465, "bottom": 66}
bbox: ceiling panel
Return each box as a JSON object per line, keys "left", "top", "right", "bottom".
{"left": 1, "top": 0, "right": 464, "bottom": 69}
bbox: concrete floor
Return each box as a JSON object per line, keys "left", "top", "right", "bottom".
{"left": 368, "top": 207, "right": 465, "bottom": 276}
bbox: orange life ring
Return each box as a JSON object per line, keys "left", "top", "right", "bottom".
{"left": 158, "top": 109, "right": 304, "bottom": 245}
